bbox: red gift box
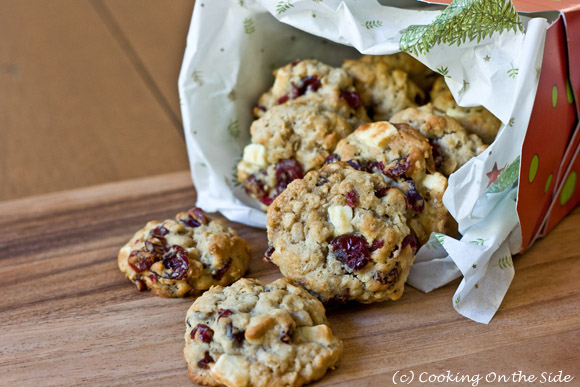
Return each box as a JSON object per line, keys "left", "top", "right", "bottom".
{"left": 432, "top": 0, "right": 580, "bottom": 251}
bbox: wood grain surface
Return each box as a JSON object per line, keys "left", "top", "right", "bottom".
{"left": 1, "top": 172, "right": 578, "bottom": 386}
{"left": 0, "top": 0, "right": 192, "bottom": 201}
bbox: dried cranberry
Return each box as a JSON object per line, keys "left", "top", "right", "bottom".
{"left": 293, "top": 75, "right": 321, "bottom": 98}
{"left": 401, "top": 234, "right": 419, "bottom": 254}
{"left": 191, "top": 208, "right": 209, "bottom": 224}
{"left": 275, "top": 159, "right": 304, "bottom": 193}
{"left": 217, "top": 309, "right": 233, "bottom": 320}
{"left": 191, "top": 324, "right": 214, "bottom": 343}
{"left": 345, "top": 190, "right": 358, "bottom": 208}
{"left": 385, "top": 157, "right": 410, "bottom": 178}
{"left": 212, "top": 259, "right": 232, "bottom": 280}
{"left": 291, "top": 59, "right": 301, "bottom": 67}
{"left": 277, "top": 94, "right": 289, "bottom": 104}
{"left": 226, "top": 322, "right": 245, "bottom": 346}
{"left": 128, "top": 251, "right": 155, "bottom": 273}
{"left": 149, "top": 273, "right": 158, "bottom": 283}
{"left": 264, "top": 245, "right": 275, "bottom": 264}
{"left": 279, "top": 328, "right": 293, "bottom": 343}
{"left": 330, "top": 235, "right": 370, "bottom": 271}
{"left": 339, "top": 90, "right": 362, "bottom": 109}
{"left": 259, "top": 196, "right": 274, "bottom": 205}
{"left": 374, "top": 187, "right": 391, "bottom": 198}
{"left": 368, "top": 161, "right": 385, "bottom": 173}
{"left": 161, "top": 245, "right": 189, "bottom": 280}
{"left": 324, "top": 154, "right": 341, "bottom": 164}
{"left": 197, "top": 352, "right": 214, "bottom": 369}
{"left": 256, "top": 105, "right": 267, "bottom": 112}
{"left": 144, "top": 236, "right": 166, "bottom": 256}
{"left": 405, "top": 180, "right": 425, "bottom": 213}
{"left": 150, "top": 225, "right": 169, "bottom": 237}
{"left": 323, "top": 289, "right": 350, "bottom": 308}
{"left": 430, "top": 140, "right": 444, "bottom": 170}
{"left": 135, "top": 279, "right": 147, "bottom": 292}
{"left": 370, "top": 239, "right": 384, "bottom": 252}
{"left": 374, "top": 267, "right": 399, "bottom": 285}
{"left": 245, "top": 174, "right": 270, "bottom": 203}
{"left": 346, "top": 160, "right": 361, "bottom": 170}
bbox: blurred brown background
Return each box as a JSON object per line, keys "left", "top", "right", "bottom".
{"left": 0, "top": 0, "right": 195, "bottom": 201}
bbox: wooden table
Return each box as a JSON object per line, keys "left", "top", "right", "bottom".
{"left": 0, "top": 172, "right": 579, "bottom": 386}
{"left": 1, "top": 1, "right": 579, "bottom": 386}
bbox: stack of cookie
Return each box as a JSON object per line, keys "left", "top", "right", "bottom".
{"left": 117, "top": 53, "right": 501, "bottom": 387}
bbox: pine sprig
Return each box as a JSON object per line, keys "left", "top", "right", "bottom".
{"left": 192, "top": 70, "right": 203, "bottom": 86}
{"left": 276, "top": 0, "right": 293, "bottom": 14}
{"left": 230, "top": 162, "right": 242, "bottom": 187}
{"left": 469, "top": 238, "right": 487, "bottom": 246}
{"left": 227, "top": 120, "right": 240, "bottom": 138}
{"left": 243, "top": 18, "right": 255, "bottom": 34}
{"left": 365, "top": 20, "right": 383, "bottom": 29}
{"left": 436, "top": 66, "right": 449, "bottom": 77}
{"left": 507, "top": 64, "right": 519, "bottom": 79}
{"left": 486, "top": 156, "right": 519, "bottom": 193}
{"left": 498, "top": 255, "right": 513, "bottom": 270}
{"left": 399, "top": 0, "right": 524, "bottom": 56}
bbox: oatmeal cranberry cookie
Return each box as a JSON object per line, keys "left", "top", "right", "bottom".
{"left": 391, "top": 104, "right": 488, "bottom": 176}
{"left": 342, "top": 55, "right": 425, "bottom": 121}
{"left": 118, "top": 208, "right": 251, "bottom": 297}
{"left": 430, "top": 77, "right": 501, "bottom": 144}
{"left": 266, "top": 162, "right": 417, "bottom": 304}
{"left": 330, "top": 121, "right": 456, "bottom": 244}
{"left": 253, "top": 59, "right": 369, "bottom": 127}
{"left": 348, "top": 53, "right": 438, "bottom": 91}
{"left": 238, "top": 102, "right": 353, "bottom": 210}
{"left": 184, "top": 278, "right": 343, "bottom": 387}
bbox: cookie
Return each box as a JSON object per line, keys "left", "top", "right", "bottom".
{"left": 253, "top": 59, "right": 369, "bottom": 128}
{"left": 343, "top": 55, "right": 425, "bottom": 121}
{"left": 348, "top": 53, "right": 437, "bottom": 91}
{"left": 330, "top": 121, "right": 456, "bottom": 244}
{"left": 391, "top": 104, "right": 488, "bottom": 176}
{"left": 118, "top": 208, "right": 251, "bottom": 297}
{"left": 430, "top": 77, "right": 501, "bottom": 144}
{"left": 238, "top": 102, "right": 354, "bottom": 210}
{"left": 266, "top": 162, "right": 417, "bottom": 304}
{"left": 184, "top": 278, "right": 343, "bottom": 387}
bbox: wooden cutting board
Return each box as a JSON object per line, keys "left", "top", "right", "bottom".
{"left": 1, "top": 171, "right": 578, "bottom": 386}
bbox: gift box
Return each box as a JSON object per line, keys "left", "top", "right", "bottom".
{"left": 178, "top": 0, "right": 578, "bottom": 322}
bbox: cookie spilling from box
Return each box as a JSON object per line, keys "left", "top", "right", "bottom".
{"left": 330, "top": 121, "right": 457, "bottom": 244}
{"left": 238, "top": 102, "right": 354, "bottom": 210}
{"left": 266, "top": 162, "right": 417, "bottom": 304}
{"left": 184, "top": 278, "right": 343, "bottom": 387}
{"left": 254, "top": 59, "right": 369, "bottom": 128}
{"left": 118, "top": 208, "right": 251, "bottom": 297}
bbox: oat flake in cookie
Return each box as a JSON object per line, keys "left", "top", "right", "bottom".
{"left": 331, "top": 121, "right": 457, "bottom": 244}
{"left": 238, "top": 102, "right": 354, "bottom": 210}
{"left": 184, "top": 278, "right": 343, "bottom": 387}
{"left": 118, "top": 208, "right": 251, "bottom": 297}
{"left": 253, "top": 59, "right": 369, "bottom": 128}
{"left": 267, "top": 162, "right": 417, "bottom": 304}
{"left": 391, "top": 103, "right": 488, "bottom": 177}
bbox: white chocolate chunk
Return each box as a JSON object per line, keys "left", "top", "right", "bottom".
{"left": 356, "top": 122, "right": 398, "bottom": 148}
{"left": 211, "top": 354, "right": 250, "bottom": 387}
{"left": 422, "top": 173, "right": 447, "bottom": 194}
{"left": 296, "top": 325, "right": 334, "bottom": 346}
{"left": 242, "top": 144, "right": 267, "bottom": 167}
{"left": 328, "top": 205, "right": 353, "bottom": 235}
